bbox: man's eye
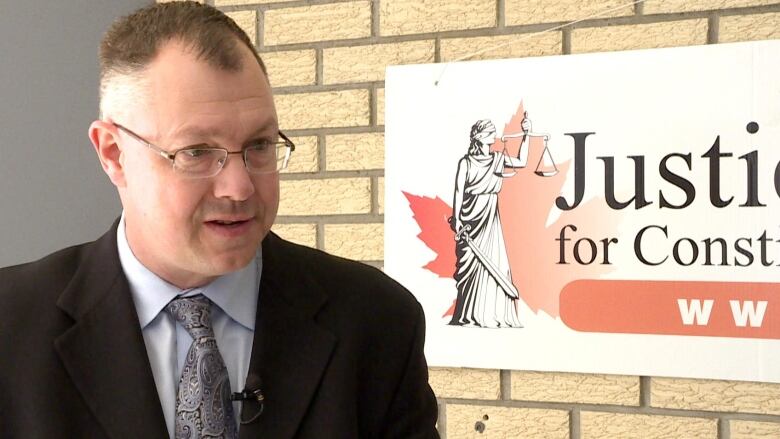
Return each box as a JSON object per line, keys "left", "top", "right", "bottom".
{"left": 249, "top": 142, "right": 272, "bottom": 152}
{"left": 181, "top": 149, "right": 214, "bottom": 158}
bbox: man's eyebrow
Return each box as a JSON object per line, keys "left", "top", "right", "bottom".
{"left": 170, "top": 126, "right": 221, "bottom": 143}
{"left": 243, "top": 124, "right": 280, "bottom": 143}
{"left": 172, "top": 122, "right": 278, "bottom": 146}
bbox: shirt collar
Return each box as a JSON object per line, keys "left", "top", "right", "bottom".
{"left": 117, "top": 214, "right": 260, "bottom": 331}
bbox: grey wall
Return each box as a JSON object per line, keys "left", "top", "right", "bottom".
{"left": 0, "top": 0, "right": 149, "bottom": 267}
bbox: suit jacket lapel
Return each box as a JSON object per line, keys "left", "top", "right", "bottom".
{"left": 239, "top": 233, "right": 336, "bottom": 439}
{"left": 54, "top": 223, "right": 168, "bottom": 439}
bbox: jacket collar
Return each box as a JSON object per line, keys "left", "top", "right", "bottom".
{"left": 55, "top": 220, "right": 169, "bottom": 439}
{"left": 239, "top": 232, "right": 336, "bottom": 439}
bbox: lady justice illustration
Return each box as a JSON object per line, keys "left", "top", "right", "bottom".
{"left": 448, "top": 117, "right": 532, "bottom": 328}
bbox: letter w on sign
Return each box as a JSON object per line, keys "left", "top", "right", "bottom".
{"left": 730, "top": 300, "right": 768, "bottom": 328}
{"left": 677, "top": 299, "right": 714, "bottom": 326}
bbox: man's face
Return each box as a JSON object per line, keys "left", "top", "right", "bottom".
{"left": 105, "top": 41, "right": 278, "bottom": 288}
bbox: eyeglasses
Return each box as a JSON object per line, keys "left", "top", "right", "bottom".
{"left": 114, "top": 123, "right": 295, "bottom": 178}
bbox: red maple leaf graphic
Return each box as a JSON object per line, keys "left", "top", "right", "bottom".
{"left": 402, "top": 192, "right": 455, "bottom": 278}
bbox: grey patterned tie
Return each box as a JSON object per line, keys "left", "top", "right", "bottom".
{"left": 167, "top": 295, "right": 237, "bottom": 439}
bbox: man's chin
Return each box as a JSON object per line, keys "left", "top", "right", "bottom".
{"left": 207, "top": 247, "right": 260, "bottom": 274}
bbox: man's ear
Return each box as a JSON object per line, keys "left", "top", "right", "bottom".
{"left": 89, "top": 120, "right": 126, "bottom": 188}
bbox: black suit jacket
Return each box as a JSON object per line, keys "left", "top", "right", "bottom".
{"left": 0, "top": 222, "right": 439, "bottom": 438}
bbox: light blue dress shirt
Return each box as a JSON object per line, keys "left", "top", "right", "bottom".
{"left": 116, "top": 215, "right": 260, "bottom": 438}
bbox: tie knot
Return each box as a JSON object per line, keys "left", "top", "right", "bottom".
{"left": 167, "top": 294, "right": 214, "bottom": 340}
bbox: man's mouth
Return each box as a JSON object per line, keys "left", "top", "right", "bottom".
{"left": 206, "top": 218, "right": 252, "bottom": 228}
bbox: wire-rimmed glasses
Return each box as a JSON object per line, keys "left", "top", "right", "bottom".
{"left": 114, "top": 123, "right": 295, "bottom": 178}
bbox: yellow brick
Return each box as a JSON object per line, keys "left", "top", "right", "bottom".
{"left": 581, "top": 412, "right": 716, "bottom": 438}
{"left": 323, "top": 223, "right": 383, "bottom": 260}
{"left": 271, "top": 223, "right": 316, "bottom": 248}
{"left": 216, "top": 0, "right": 293, "bottom": 5}
{"left": 326, "top": 133, "right": 384, "bottom": 171}
{"left": 506, "top": 0, "right": 633, "bottom": 26}
{"left": 276, "top": 90, "right": 369, "bottom": 130}
{"left": 226, "top": 11, "right": 257, "bottom": 46}
{"left": 262, "top": 50, "right": 316, "bottom": 87}
{"left": 376, "top": 88, "right": 385, "bottom": 126}
{"left": 265, "top": 1, "right": 371, "bottom": 46}
{"left": 447, "top": 404, "right": 569, "bottom": 439}
{"left": 652, "top": 377, "right": 780, "bottom": 415}
{"left": 279, "top": 178, "right": 371, "bottom": 215}
{"left": 429, "top": 367, "right": 500, "bottom": 400}
{"left": 731, "top": 420, "right": 780, "bottom": 439}
{"left": 645, "top": 0, "right": 778, "bottom": 14}
{"left": 377, "top": 177, "right": 384, "bottom": 214}
{"left": 720, "top": 12, "right": 780, "bottom": 43}
{"left": 324, "top": 41, "right": 434, "bottom": 84}
{"left": 441, "top": 33, "right": 562, "bottom": 62}
{"left": 282, "top": 136, "right": 317, "bottom": 173}
{"left": 380, "top": 0, "right": 496, "bottom": 36}
{"left": 571, "top": 19, "right": 708, "bottom": 54}
{"left": 511, "top": 371, "right": 639, "bottom": 406}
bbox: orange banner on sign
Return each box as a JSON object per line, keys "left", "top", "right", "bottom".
{"left": 559, "top": 280, "right": 779, "bottom": 339}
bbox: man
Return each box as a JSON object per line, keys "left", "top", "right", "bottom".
{"left": 0, "top": 3, "right": 438, "bottom": 438}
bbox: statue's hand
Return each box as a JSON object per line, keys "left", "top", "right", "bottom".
{"left": 454, "top": 223, "right": 471, "bottom": 241}
{"left": 521, "top": 117, "right": 532, "bottom": 133}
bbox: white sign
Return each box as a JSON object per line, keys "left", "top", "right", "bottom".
{"left": 385, "top": 40, "right": 780, "bottom": 383}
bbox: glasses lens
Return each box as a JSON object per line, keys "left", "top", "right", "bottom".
{"left": 246, "top": 143, "right": 287, "bottom": 173}
{"left": 173, "top": 148, "right": 226, "bottom": 177}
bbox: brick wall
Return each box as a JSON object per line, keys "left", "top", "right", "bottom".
{"left": 169, "top": 0, "right": 780, "bottom": 437}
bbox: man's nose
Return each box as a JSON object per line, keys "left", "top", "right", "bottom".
{"left": 212, "top": 152, "right": 255, "bottom": 201}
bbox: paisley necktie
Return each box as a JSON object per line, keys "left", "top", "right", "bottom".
{"left": 167, "top": 295, "right": 237, "bottom": 439}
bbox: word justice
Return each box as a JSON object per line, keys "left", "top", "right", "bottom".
{"left": 556, "top": 122, "right": 770, "bottom": 211}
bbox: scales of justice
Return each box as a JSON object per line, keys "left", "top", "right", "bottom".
{"left": 499, "top": 111, "right": 558, "bottom": 177}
